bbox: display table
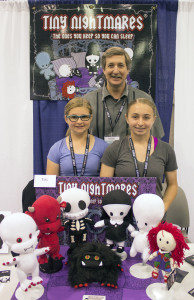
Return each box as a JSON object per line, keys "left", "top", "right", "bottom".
{"left": 0, "top": 244, "right": 193, "bottom": 300}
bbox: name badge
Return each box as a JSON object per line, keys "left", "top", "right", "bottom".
{"left": 104, "top": 136, "right": 120, "bottom": 144}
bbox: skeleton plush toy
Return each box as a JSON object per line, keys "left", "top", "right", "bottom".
{"left": 94, "top": 189, "right": 133, "bottom": 260}
{"left": 0, "top": 213, "right": 49, "bottom": 292}
{"left": 129, "top": 194, "right": 165, "bottom": 264}
{"left": 58, "top": 188, "right": 93, "bottom": 249}
{"left": 148, "top": 222, "right": 190, "bottom": 282}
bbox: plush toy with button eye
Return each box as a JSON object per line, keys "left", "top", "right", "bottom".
{"left": 58, "top": 188, "right": 93, "bottom": 249}
{"left": 129, "top": 193, "right": 165, "bottom": 264}
{"left": 148, "top": 222, "right": 189, "bottom": 282}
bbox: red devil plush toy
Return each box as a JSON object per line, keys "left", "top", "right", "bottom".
{"left": 26, "top": 195, "right": 66, "bottom": 273}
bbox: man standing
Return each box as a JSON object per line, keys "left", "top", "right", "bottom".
{"left": 84, "top": 47, "right": 164, "bottom": 143}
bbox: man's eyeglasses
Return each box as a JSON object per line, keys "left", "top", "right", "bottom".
{"left": 66, "top": 114, "right": 91, "bottom": 122}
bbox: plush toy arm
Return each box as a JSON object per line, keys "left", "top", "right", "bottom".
{"left": 149, "top": 251, "right": 158, "bottom": 261}
{"left": 35, "top": 247, "right": 50, "bottom": 256}
{"left": 63, "top": 219, "right": 70, "bottom": 228}
{"left": 170, "top": 257, "right": 177, "bottom": 269}
{"left": 85, "top": 218, "right": 94, "bottom": 225}
{"left": 94, "top": 220, "right": 105, "bottom": 228}
{"left": 38, "top": 232, "right": 43, "bottom": 239}
{"left": 2, "top": 257, "right": 18, "bottom": 266}
{"left": 127, "top": 224, "right": 135, "bottom": 232}
{"left": 131, "top": 230, "right": 139, "bottom": 238}
{"left": 57, "top": 226, "right": 65, "bottom": 233}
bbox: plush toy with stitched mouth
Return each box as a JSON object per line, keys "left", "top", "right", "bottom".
{"left": 26, "top": 195, "right": 66, "bottom": 273}
{"left": 148, "top": 222, "right": 190, "bottom": 283}
{"left": 0, "top": 212, "right": 50, "bottom": 292}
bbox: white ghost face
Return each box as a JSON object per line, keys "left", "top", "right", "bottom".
{"left": 133, "top": 194, "right": 164, "bottom": 232}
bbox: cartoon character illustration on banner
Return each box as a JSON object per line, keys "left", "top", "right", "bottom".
{"left": 0, "top": 213, "right": 49, "bottom": 292}
{"left": 26, "top": 195, "right": 66, "bottom": 273}
{"left": 94, "top": 189, "right": 134, "bottom": 261}
{"left": 129, "top": 194, "right": 165, "bottom": 264}
{"left": 59, "top": 188, "right": 93, "bottom": 250}
{"left": 148, "top": 222, "right": 190, "bottom": 283}
{"left": 68, "top": 242, "right": 123, "bottom": 289}
{"left": 35, "top": 51, "right": 55, "bottom": 80}
{"left": 85, "top": 42, "right": 100, "bottom": 75}
{"left": 62, "top": 80, "right": 77, "bottom": 99}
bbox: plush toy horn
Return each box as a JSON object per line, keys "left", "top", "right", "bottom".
{"left": 28, "top": 207, "right": 35, "bottom": 213}
{"left": 57, "top": 195, "right": 62, "bottom": 203}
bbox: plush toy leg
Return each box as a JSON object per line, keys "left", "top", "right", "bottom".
{"left": 17, "top": 268, "right": 32, "bottom": 292}
{"left": 106, "top": 239, "right": 114, "bottom": 249}
{"left": 38, "top": 254, "right": 48, "bottom": 265}
{"left": 31, "top": 263, "right": 43, "bottom": 286}
{"left": 117, "top": 241, "right": 125, "bottom": 253}
{"left": 130, "top": 242, "right": 137, "bottom": 257}
{"left": 163, "top": 272, "right": 170, "bottom": 283}
{"left": 152, "top": 268, "right": 159, "bottom": 279}
{"left": 142, "top": 247, "right": 150, "bottom": 264}
{"left": 82, "top": 233, "right": 87, "bottom": 242}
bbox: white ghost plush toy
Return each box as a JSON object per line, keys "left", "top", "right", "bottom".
{"left": 129, "top": 193, "right": 164, "bottom": 264}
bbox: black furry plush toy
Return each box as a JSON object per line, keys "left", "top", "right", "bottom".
{"left": 68, "top": 242, "right": 122, "bottom": 288}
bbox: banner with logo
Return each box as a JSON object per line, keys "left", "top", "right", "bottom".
{"left": 30, "top": 4, "right": 157, "bottom": 100}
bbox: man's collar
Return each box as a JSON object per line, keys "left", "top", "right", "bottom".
{"left": 102, "top": 83, "right": 128, "bottom": 101}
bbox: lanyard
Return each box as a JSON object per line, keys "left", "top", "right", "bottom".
{"left": 69, "top": 132, "right": 90, "bottom": 176}
{"left": 103, "top": 98, "right": 126, "bottom": 134}
{"left": 129, "top": 135, "right": 151, "bottom": 177}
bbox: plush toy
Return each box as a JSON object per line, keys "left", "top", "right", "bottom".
{"left": 0, "top": 213, "right": 49, "bottom": 291}
{"left": 148, "top": 222, "right": 190, "bottom": 282}
{"left": 26, "top": 195, "right": 66, "bottom": 273}
{"left": 94, "top": 189, "right": 133, "bottom": 257}
{"left": 58, "top": 188, "right": 93, "bottom": 249}
{"left": 68, "top": 242, "right": 122, "bottom": 288}
{"left": 129, "top": 193, "right": 164, "bottom": 263}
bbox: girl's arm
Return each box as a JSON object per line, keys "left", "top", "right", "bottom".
{"left": 163, "top": 170, "right": 178, "bottom": 212}
{"left": 46, "top": 159, "right": 60, "bottom": 175}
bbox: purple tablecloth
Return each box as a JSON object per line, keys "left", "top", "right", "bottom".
{"left": 11, "top": 246, "right": 163, "bottom": 300}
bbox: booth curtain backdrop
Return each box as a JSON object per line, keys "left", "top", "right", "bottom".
{"left": 32, "top": 0, "right": 178, "bottom": 175}
{"left": 174, "top": 0, "right": 194, "bottom": 244}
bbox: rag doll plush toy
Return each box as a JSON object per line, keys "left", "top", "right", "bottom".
{"left": 148, "top": 221, "right": 190, "bottom": 282}
{"left": 58, "top": 188, "right": 93, "bottom": 249}
{"left": 94, "top": 189, "right": 133, "bottom": 258}
{"left": 68, "top": 242, "right": 122, "bottom": 289}
{"left": 129, "top": 193, "right": 164, "bottom": 263}
{"left": 26, "top": 195, "right": 66, "bottom": 273}
{"left": 0, "top": 213, "right": 49, "bottom": 292}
